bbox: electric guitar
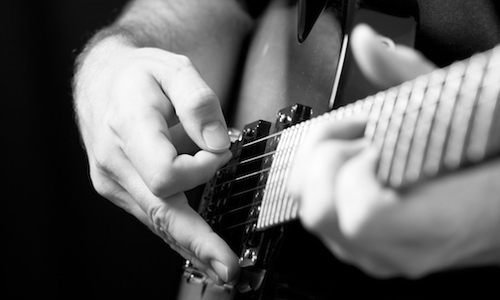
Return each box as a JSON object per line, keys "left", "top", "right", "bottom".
{"left": 177, "top": 1, "right": 500, "bottom": 299}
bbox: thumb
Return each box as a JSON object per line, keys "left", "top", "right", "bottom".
{"left": 350, "top": 24, "right": 436, "bottom": 89}
{"left": 151, "top": 50, "right": 231, "bottom": 153}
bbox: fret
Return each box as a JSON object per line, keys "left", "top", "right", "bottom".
{"left": 467, "top": 58, "right": 500, "bottom": 162}
{"left": 375, "top": 87, "right": 399, "bottom": 181}
{"left": 271, "top": 127, "right": 297, "bottom": 224}
{"left": 260, "top": 128, "right": 290, "bottom": 228}
{"left": 422, "top": 69, "right": 464, "bottom": 177}
{"left": 408, "top": 77, "right": 429, "bottom": 111}
{"left": 256, "top": 117, "right": 303, "bottom": 229}
{"left": 444, "top": 53, "right": 488, "bottom": 168}
{"left": 257, "top": 133, "right": 279, "bottom": 228}
{"left": 484, "top": 48, "right": 500, "bottom": 156}
{"left": 365, "top": 93, "right": 385, "bottom": 140}
{"left": 278, "top": 125, "right": 301, "bottom": 223}
{"left": 287, "top": 117, "right": 320, "bottom": 221}
{"left": 380, "top": 82, "right": 414, "bottom": 184}
{"left": 389, "top": 76, "right": 428, "bottom": 185}
{"left": 377, "top": 103, "right": 406, "bottom": 182}
{"left": 389, "top": 110, "right": 419, "bottom": 186}
{"left": 404, "top": 69, "right": 446, "bottom": 184}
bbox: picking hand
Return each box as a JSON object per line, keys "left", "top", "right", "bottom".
{"left": 74, "top": 37, "right": 238, "bottom": 284}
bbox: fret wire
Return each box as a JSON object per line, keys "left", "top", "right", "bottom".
{"left": 365, "top": 93, "right": 384, "bottom": 140}
{"left": 378, "top": 116, "right": 403, "bottom": 182}
{"left": 390, "top": 81, "right": 428, "bottom": 184}
{"left": 388, "top": 81, "right": 423, "bottom": 187}
{"left": 272, "top": 127, "right": 294, "bottom": 226}
{"left": 374, "top": 88, "right": 398, "bottom": 181}
{"left": 389, "top": 76, "right": 429, "bottom": 186}
{"left": 390, "top": 111, "right": 420, "bottom": 187}
{"left": 283, "top": 121, "right": 311, "bottom": 222}
{"left": 273, "top": 127, "right": 295, "bottom": 225}
{"left": 422, "top": 74, "right": 463, "bottom": 177}
{"left": 374, "top": 88, "right": 398, "bottom": 144}
{"left": 270, "top": 127, "right": 290, "bottom": 226}
{"left": 260, "top": 121, "right": 295, "bottom": 228}
{"left": 404, "top": 75, "right": 444, "bottom": 183}
{"left": 379, "top": 83, "right": 415, "bottom": 183}
{"left": 277, "top": 125, "right": 301, "bottom": 224}
{"left": 467, "top": 68, "right": 500, "bottom": 162}
{"left": 444, "top": 53, "right": 488, "bottom": 169}
{"left": 266, "top": 127, "right": 291, "bottom": 227}
{"left": 484, "top": 48, "right": 500, "bottom": 155}
{"left": 260, "top": 126, "right": 291, "bottom": 228}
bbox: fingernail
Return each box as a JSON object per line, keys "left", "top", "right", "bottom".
{"left": 379, "top": 36, "right": 395, "bottom": 51}
{"left": 205, "top": 268, "right": 222, "bottom": 286}
{"left": 203, "top": 121, "right": 230, "bottom": 152}
{"left": 211, "top": 260, "right": 229, "bottom": 283}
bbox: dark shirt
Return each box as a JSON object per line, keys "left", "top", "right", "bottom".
{"left": 415, "top": 0, "right": 500, "bottom": 66}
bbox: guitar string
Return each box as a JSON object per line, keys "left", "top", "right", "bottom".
{"left": 209, "top": 90, "right": 492, "bottom": 229}
{"left": 208, "top": 48, "right": 499, "bottom": 233}
{"left": 217, "top": 150, "right": 276, "bottom": 174}
{"left": 219, "top": 217, "right": 259, "bottom": 233}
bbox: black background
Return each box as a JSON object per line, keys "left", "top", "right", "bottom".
{"left": 2, "top": 1, "right": 183, "bottom": 298}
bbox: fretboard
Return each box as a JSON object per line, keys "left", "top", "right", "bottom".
{"left": 256, "top": 45, "right": 500, "bottom": 230}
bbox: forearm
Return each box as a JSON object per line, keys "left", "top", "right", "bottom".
{"left": 75, "top": 0, "right": 253, "bottom": 107}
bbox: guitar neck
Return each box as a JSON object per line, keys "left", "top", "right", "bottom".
{"left": 257, "top": 45, "right": 500, "bottom": 230}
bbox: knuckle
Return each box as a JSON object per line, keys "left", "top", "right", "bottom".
{"left": 299, "top": 205, "right": 329, "bottom": 234}
{"left": 89, "top": 165, "right": 115, "bottom": 199}
{"left": 172, "top": 53, "right": 194, "bottom": 71}
{"left": 147, "top": 202, "right": 167, "bottom": 230}
{"left": 180, "top": 88, "right": 218, "bottom": 115}
{"left": 148, "top": 168, "right": 177, "bottom": 198}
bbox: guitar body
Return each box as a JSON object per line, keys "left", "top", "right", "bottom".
{"left": 177, "top": 1, "right": 500, "bottom": 299}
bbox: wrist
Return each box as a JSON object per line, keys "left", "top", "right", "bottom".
{"left": 72, "top": 31, "right": 135, "bottom": 126}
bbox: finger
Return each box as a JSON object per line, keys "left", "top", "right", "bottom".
{"left": 113, "top": 99, "right": 231, "bottom": 197}
{"left": 288, "top": 117, "right": 367, "bottom": 200}
{"left": 148, "top": 49, "right": 231, "bottom": 153}
{"left": 90, "top": 151, "right": 238, "bottom": 283}
{"left": 350, "top": 24, "right": 436, "bottom": 89}
{"left": 108, "top": 154, "right": 239, "bottom": 284}
{"left": 295, "top": 138, "right": 368, "bottom": 232}
{"left": 141, "top": 192, "right": 239, "bottom": 284}
{"left": 336, "top": 146, "right": 401, "bottom": 244}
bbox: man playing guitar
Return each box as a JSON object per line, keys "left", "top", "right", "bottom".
{"left": 73, "top": 0, "right": 500, "bottom": 298}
